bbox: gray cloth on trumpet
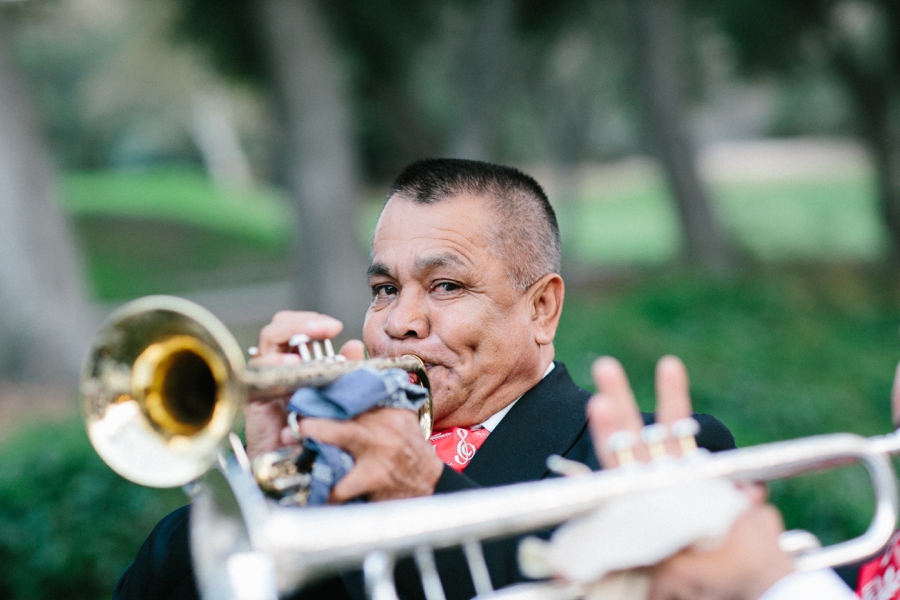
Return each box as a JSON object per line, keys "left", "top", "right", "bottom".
{"left": 287, "top": 366, "right": 428, "bottom": 505}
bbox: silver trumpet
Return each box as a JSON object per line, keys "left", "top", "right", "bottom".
{"left": 81, "top": 296, "right": 900, "bottom": 600}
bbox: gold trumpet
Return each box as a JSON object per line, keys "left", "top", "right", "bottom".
{"left": 80, "top": 295, "right": 432, "bottom": 490}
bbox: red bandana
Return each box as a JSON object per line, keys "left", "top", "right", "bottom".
{"left": 858, "top": 531, "right": 900, "bottom": 600}
{"left": 430, "top": 427, "right": 490, "bottom": 472}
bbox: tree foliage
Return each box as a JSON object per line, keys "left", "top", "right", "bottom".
{"left": 693, "top": 0, "right": 900, "bottom": 257}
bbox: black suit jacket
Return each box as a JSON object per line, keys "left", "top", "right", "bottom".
{"left": 114, "top": 362, "right": 735, "bottom": 600}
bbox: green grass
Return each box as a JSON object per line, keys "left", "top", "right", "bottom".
{"left": 716, "top": 176, "right": 885, "bottom": 260}
{"left": 63, "top": 168, "right": 291, "bottom": 246}
{"left": 557, "top": 165, "right": 886, "bottom": 265}
{"left": 62, "top": 168, "right": 293, "bottom": 299}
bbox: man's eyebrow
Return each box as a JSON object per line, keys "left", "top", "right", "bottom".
{"left": 367, "top": 262, "right": 392, "bottom": 279}
{"left": 413, "top": 253, "right": 465, "bottom": 272}
{"left": 367, "top": 254, "right": 466, "bottom": 279}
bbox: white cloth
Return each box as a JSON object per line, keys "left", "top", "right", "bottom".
{"left": 519, "top": 478, "right": 749, "bottom": 583}
{"left": 761, "top": 569, "right": 858, "bottom": 600}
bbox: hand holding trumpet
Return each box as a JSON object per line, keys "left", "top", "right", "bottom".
{"left": 245, "top": 310, "right": 443, "bottom": 503}
{"left": 585, "top": 356, "right": 852, "bottom": 600}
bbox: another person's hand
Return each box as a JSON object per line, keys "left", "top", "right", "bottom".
{"left": 648, "top": 492, "right": 795, "bottom": 600}
{"left": 587, "top": 355, "right": 692, "bottom": 468}
{"left": 244, "top": 310, "right": 364, "bottom": 460}
{"left": 585, "top": 355, "right": 796, "bottom": 600}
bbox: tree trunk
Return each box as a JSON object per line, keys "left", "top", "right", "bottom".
{"left": 444, "top": 0, "right": 517, "bottom": 160}
{"left": 629, "top": 0, "right": 730, "bottom": 271}
{"left": 255, "top": 0, "right": 369, "bottom": 337}
{"left": 829, "top": 24, "right": 900, "bottom": 259}
{"left": 0, "top": 10, "right": 96, "bottom": 381}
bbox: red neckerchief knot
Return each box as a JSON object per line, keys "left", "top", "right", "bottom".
{"left": 430, "top": 426, "right": 490, "bottom": 472}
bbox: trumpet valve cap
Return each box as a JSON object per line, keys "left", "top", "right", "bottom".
{"left": 671, "top": 417, "right": 700, "bottom": 455}
{"left": 607, "top": 430, "right": 637, "bottom": 466}
{"left": 289, "top": 334, "right": 312, "bottom": 362}
{"left": 289, "top": 333, "right": 310, "bottom": 347}
{"left": 641, "top": 423, "right": 668, "bottom": 460}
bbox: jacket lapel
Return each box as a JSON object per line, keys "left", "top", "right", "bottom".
{"left": 462, "top": 362, "right": 592, "bottom": 487}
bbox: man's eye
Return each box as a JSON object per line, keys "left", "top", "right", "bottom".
{"left": 372, "top": 284, "right": 398, "bottom": 297}
{"left": 434, "top": 282, "right": 461, "bottom": 293}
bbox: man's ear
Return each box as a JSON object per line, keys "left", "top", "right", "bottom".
{"left": 529, "top": 273, "right": 564, "bottom": 346}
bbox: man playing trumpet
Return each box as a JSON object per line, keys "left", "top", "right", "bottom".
{"left": 115, "top": 159, "right": 734, "bottom": 600}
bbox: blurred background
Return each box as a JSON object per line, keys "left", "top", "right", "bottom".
{"left": 1, "top": 0, "right": 900, "bottom": 597}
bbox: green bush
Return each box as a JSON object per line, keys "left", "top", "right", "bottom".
{"left": 555, "top": 266, "right": 900, "bottom": 546}
{"left": 0, "top": 419, "right": 185, "bottom": 600}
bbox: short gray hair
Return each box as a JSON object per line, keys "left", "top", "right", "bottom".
{"left": 386, "top": 158, "right": 561, "bottom": 291}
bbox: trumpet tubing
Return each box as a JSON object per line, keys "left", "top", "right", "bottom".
{"left": 190, "top": 430, "right": 900, "bottom": 598}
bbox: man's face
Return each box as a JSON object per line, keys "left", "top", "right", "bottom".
{"left": 363, "top": 194, "right": 544, "bottom": 428}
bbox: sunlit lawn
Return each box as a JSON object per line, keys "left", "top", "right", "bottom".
{"left": 558, "top": 164, "right": 884, "bottom": 266}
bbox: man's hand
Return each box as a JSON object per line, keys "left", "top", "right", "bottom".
{"left": 297, "top": 407, "right": 444, "bottom": 502}
{"left": 245, "top": 310, "right": 443, "bottom": 502}
{"left": 244, "top": 310, "right": 364, "bottom": 460}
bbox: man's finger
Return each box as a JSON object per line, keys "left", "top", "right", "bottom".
{"left": 592, "top": 357, "right": 644, "bottom": 431}
{"left": 329, "top": 468, "right": 373, "bottom": 503}
{"left": 257, "top": 311, "right": 344, "bottom": 355}
{"left": 297, "top": 418, "right": 364, "bottom": 455}
{"left": 339, "top": 339, "right": 366, "bottom": 361}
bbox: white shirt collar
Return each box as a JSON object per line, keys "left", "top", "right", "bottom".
{"left": 479, "top": 362, "right": 555, "bottom": 432}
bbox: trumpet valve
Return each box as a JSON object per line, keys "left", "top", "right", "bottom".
{"left": 641, "top": 424, "right": 668, "bottom": 460}
{"left": 671, "top": 417, "right": 701, "bottom": 456}
{"left": 288, "top": 335, "right": 342, "bottom": 363}
{"left": 252, "top": 446, "right": 314, "bottom": 506}
{"left": 606, "top": 431, "right": 638, "bottom": 466}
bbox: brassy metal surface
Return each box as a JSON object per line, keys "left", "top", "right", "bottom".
{"left": 81, "top": 295, "right": 244, "bottom": 487}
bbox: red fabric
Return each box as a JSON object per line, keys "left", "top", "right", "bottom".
{"left": 858, "top": 531, "right": 900, "bottom": 600}
{"left": 430, "top": 426, "right": 490, "bottom": 472}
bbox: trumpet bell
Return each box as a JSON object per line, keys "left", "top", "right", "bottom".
{"left": 81, "top": 296, "right": 245, "bottom": 488}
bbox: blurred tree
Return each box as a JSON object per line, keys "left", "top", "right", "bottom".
{"left": 628, "top": 0, "right": 730, "bottom": 270}
{"left": 176, "top": 0, "right": 737, "bottom": 278}
{"left": 177, "top": 0, "right": 370, "bottom": 333}
{"left": 256, "top": 0, "right": 369, "bottom": 334}
{"left": 516, "top": 0, "right": 731, "bottom": 270}
{"left": 695, "top": 0, "right": 900, "bottom": 259}
{"left": 443, "top": 0, "right": 519, "bottom": 160}
{"left": 0, "top": 7, "right": 95, "bottom": 380}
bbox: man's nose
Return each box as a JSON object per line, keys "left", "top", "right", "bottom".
{"left": 384, "top": 289, "right": 429, "bottom": 339}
